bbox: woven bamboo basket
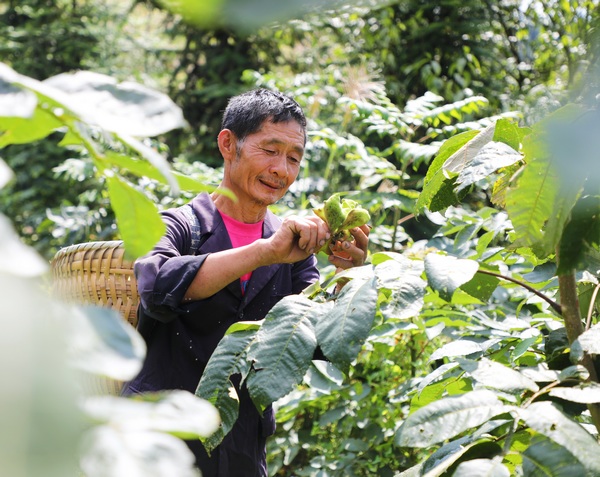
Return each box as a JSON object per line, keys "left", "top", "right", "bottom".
{"left": 51, "top": 240, "right": 139, "bottom": 327}
{"left": 51, "top": 240, "right": 140, "bottom": 395}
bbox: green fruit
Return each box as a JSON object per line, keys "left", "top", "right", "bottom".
{"left": 323, "top": 193, "right": 345, "bottom": 233}
{"left": 341, "top": 207, "right": 370, "bottom": 230}
{"left": 313, "top": 207, "right": 326, "bottom": 222}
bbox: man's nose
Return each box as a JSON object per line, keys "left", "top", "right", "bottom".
{"left": 269, "top": 153, "right": 288, "bottom": 177}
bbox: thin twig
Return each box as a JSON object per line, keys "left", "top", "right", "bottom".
{"left": 586, "top": 282, "right": 600, "bottom": 331}
{"left": 476, "top": 269, "right": 562, "bottom": 315}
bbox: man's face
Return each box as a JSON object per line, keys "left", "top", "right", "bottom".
{"left": 225, "top": 120, "right": 305, "bottom": 207}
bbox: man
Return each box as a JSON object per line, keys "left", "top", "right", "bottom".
{"left": 123, "top": 89, "right": 369, "bottom": 476}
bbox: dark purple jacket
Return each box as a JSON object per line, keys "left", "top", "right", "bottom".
{"left": 124, "top": 192, "right": 319, "bottom": 476}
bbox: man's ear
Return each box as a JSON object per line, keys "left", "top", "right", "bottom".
{"left": 217, "top": 129, "right": 237, "bottom": 161}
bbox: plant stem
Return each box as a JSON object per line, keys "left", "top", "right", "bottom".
{"left": 476, "top": 269, "right": 562, "bottom": 314}
{"left": 556, "top": 265, "right": 600, "bottom": 433}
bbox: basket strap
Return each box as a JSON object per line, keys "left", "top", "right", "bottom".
{"left": 179, "top": 204, "right": 202, "bottom": 256}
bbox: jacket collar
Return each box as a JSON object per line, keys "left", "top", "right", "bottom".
{"left": 189, "top": 192, "right": 284, "bottom": 306}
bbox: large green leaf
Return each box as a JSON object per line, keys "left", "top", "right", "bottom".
{"left": 418, "top": 435, "right": 501, "bottom": 477}
{"left": 103, "top": 152, "right": 224, "bottom": 196}
{"left": 549, "top": 382, "right": 600, "bottom": 404}
{"left": 68, "top": 306, "right": 146, "bottom": 382}
{"left": 105, "top": 175, "right": 166, "bottom": 259}
{"left": 415, "top": 129, "right": 480, "bottom": 214}
{"left": 374, "top": 255, "right": 427, "bottom": 320}
{"left": 195, "top": 328, "right": 257, "bottom": 451}
{"left": 456, "top": 358, "right": 539, "bottom": 394}
{"left": 557, "top": 194, "right": 600, "bottom": 274}
{"left": 424, "top": 253, "right": 479, "bottom": 302}
{"left": 453, "top": 141, "right": 522, "bottom": 193}
{"left": 522, "top": 434, "right": 586, "bottom": 477}
{"left": 395, "top": 390, "right": 509, "bottom": 448}
{"left": 504, "top": 152, "right": 558, "bottom": 253}
{"left": 246, "top": 295, "right": 320, "bottom": 410}
{"left": 83, "top": 390, "right": 220, "bottom": 439}
{"left": 519, "top": 402, "right": 600, "bottom": 474}
{"left": 0, "top": 107, "right": 63, "bottom": 147}
{"left": 315, "top": 272, "right": 378, "bottom": 372}
{"left": 43, "top": 70, "right": 186, "bottom": 137}
{"left": 571, "top": 323, "right": 600, "bottom": 361}
{"left": 453, "top": 459, "right": 509, "bottom": 477}
{"left": 0, "top": 67, "right": 37, "bottom": 118}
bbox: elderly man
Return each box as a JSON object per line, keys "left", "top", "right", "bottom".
{"left": 124, "top": 89, "right": 369, "bottom": 476}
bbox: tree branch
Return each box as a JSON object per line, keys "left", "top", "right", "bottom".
{"left": 476, "top": 269, "right": 562, "bottom": 315}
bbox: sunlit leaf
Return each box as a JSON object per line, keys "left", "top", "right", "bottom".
{"left": 83, "top": 390, "right": 219, "bottom": 438}
{"left": 0, "top": 214, "right": 48, "bottom": 276}
{"left": 456, "top": 357, "right": 539, "bottom": 393}
{"left": 549, "top": 383, "right": 600, "bottom": 404}
{"left": 571, "top": 323, "right": 600, "bottom": 361}
{"left": 0, "top": 107, "right": 63, "bottom": 147}
{"left": 395, "top": 390, "right": 509, "bottom": 447}
{"left": 504, "top": 134, "right": 559, "bottom": 254}
{"left": 0, "top": 71, "right": 37, "bottom": 118}
{"left": 67, "top": 306, "right": 146, "bottom": 382}
{"left": 80, "top": 426, "right": 198, "bottom": 477}
{"left": 453, "top": 458, "right": 509, "bottom": 477}
{"left": 415, "top": 129, "right": 479, "bottom": 214}
{"left": 425, "top": 253, "right": 479, "bottom": 301}
{"left": 0, "top": 157, "right": 12, "bottom": 188}
{"left": 43, "top": 70, "right": 186, "bottom": 137}
{"left": 429, "top": 340, "right": 483, "bottom": 361}
{"left": 105, "top": 175, "right": 166, "bottom": 259}
{"left": 454, "top": 141, "right": 522, "bottom": 193}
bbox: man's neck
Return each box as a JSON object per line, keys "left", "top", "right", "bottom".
{"left": 211, "top": 189, "right": 267, "bottom": 224}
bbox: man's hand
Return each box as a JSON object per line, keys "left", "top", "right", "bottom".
{"left": 328, "top": 224, "right": 370, "bottom": 270}
{"left": 265, "top": 215, "right": 331, "bottom": 264}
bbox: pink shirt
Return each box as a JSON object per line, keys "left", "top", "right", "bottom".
{"left": 219, "top": 211, "right": 264, "bottom": 294}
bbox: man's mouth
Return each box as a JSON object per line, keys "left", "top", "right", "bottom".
{"left": 259, "top": 178, "right": 285, "bottom": 190}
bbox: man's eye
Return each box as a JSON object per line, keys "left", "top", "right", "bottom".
{"left": 288, "top": 156, "right": 300, "bottom": 164}
{"left": 262, "top": 148, "right": 277, "bottom": 155}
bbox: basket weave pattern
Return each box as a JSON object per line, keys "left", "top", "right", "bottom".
{"left": 51, "top": 240, "right": 139, "bottom": 328}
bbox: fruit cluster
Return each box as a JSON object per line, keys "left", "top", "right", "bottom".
{"left": 313, "top": 193, "right": 370, "bottom": 255}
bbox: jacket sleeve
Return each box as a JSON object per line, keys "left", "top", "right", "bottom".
{"left": 134, "top": 208, "right": 208, "bottom": 322}
{"left": 291, "top": 253, "right": 320, "bottom": 294}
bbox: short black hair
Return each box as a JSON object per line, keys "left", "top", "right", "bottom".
{"left": 221, "top": 88, "right": 307, "bottom": 143}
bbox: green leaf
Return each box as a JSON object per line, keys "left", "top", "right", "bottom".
{"left": 442, "top": 122, "right": 496, "bottom": 175}
{"left": 303, "top": 360, "right": 344, "bottom": 394}
{"left": 315, "top": 272, "right": 378, "bottom": 372}
{"left": 43, "top": 70, "right": 186, "bottom": 137}
{"left": 246, "top": 295, "right": 319, "bottom": 409}
{"left": 453, "top": 459, "right": 510, "bottom": 477}
{"left": 68, "top": 306, "right": 146, "bottom": 381}
{"left": 504, "top": 153, "right": 558, "bottom": 254}
{"left": 557, "top": 195, "right": 600, "bottom": 274}
{"left": 195, "top": 328, "right": 256, "bottom": 451}
{"left": 571, "top": 323, "right": 600, "bottom": 361}
{"left": 424, "top": 253, "right": 479, "bottom": 302}
{"left": 456, "top": 358, "right": 539, "bottom": 393}
{"left": 105, "top": 175, "right": 166, "bottom": 259}
{"left": 0, "top": 157, "right": 12, "bottom": 188}
{"left": 493, "top": 118, "right": 528, "bottom": 151}
{"left": 103, "top": 152, "right": 224, "bottom": 196}
{"left": 420, "top": 435, "right": 500, "bottom": 477}
{"left": 454, "top": 141, "right": 522, "bottom": 193}
{"left": 459, "top": 271, "right": 499, "bottom": 302}
{"left": 429, "top": 340, "right": 483, "bottom": 361}
{"left": 519, "top": 402, "right": 600, "bottom": 474}
{"left": 375, "top": 255, "right": 427, "bottom": 320}
{"left": 0, "top": 74, "right": 37, "bottom": 118}
{"left": 395, "top": 390, "right": 509, "bottom": 447}
{"left": 522, "top": 434, "right": 586, "bottom": 477}
{"left": 0, "top": 214, "right": 48, "bottom": 276}
{"left": 549, "top": 382, "right": 600, "bottom": 404}
{"left": 415, "top": 129, "right": 479, "bottom": 214}
{"left": 83, "top": 390, "right": 220, "bottom": 439}
{"left": 0, "top": 107, "right": 63, "bottom": 147}
{"left": 225, "top": 320, "right": 262, "bottom": 335}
